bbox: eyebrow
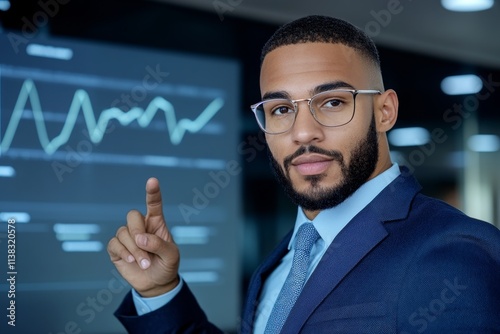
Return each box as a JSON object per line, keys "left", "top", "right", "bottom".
{"left": 311, "top": 81, "right": 355, "bottom": 95}
{"left": 262, "top": 91, "right": 290, "bottom": 100}
{"left": 261, "top": 80, "right": 356, "bottom": 101}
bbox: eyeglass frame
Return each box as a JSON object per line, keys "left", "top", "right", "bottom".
{"left": 250, "top": 89, "right": 382, "bottom": 134}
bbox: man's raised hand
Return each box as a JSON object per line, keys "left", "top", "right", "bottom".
{"left": 107, "top": 177, "right": 180, "bottom": 297}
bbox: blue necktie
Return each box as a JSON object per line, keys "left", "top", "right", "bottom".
{"left": 264, "top": 222, "right": 320, "bottom": 334}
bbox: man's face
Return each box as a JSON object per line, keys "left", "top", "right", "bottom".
{"left": 260, "top": 42, "right": 383, "bottom": 217}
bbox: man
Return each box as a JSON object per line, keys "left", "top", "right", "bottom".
{"left": 107, "top": 15, "right": 500, "bottom": 333}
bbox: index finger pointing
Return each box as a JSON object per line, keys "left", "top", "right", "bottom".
{"left": 146, "top": 177, "right": 164, "bottom": 219}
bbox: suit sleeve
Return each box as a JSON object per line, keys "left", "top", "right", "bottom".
{"left": 397, "top": 223, "right": 500, "bottom": 333}
{"left": 115, "top": 283, "right": 225, "bottom": 334}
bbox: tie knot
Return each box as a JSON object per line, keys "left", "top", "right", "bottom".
{"left": 295, "top": 223, "right": 320, "bottom": 252}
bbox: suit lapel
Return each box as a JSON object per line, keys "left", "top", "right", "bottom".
{"left": 240, "top": 230, "right": 292, "bottom": 334}
{"left": 280, "top": 207, "right": 388, "bottom": 332}
{"left": 280, "top": 169, "right": 422, "bottom": 332}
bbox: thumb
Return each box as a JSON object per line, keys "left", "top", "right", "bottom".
{"left": 136, "top": 232, "right": 177, "bottom": 258}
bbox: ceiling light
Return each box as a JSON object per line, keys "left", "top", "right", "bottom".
{"left": 0, "top": 0, "right": 10, "bottom": 11}
{"left": 441, "top": 74, "right": 483, "bottom": 95}
{"left": 388, "top": 127, "right": 431, "bottom": 147}
{"left": 467, "top": 134, "right": 500, "bottom": 152}
{"left": 441, "top": 0, "right": 494, "bottom": 12}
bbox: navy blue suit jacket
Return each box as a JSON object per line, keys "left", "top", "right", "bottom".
{"left": 115, "top": 170, "right": 500, "bottom": 333}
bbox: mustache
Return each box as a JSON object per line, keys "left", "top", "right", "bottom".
{"left": 283, "top": 145, "right": 344, "bottom": 171}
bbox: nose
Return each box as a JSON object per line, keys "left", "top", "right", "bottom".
{"left": 290, "top": 100, "right": 325, "bottom": 145}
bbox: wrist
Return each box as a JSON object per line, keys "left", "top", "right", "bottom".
{"left": 138, "top": 275, "right": 180, "bottom": 298}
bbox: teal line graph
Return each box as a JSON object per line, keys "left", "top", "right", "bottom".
{"left": 0, "top": 79, "right": 225, "bottom": 155}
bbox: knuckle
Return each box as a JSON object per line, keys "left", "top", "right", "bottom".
{"left": 107, "top": 238, "right": 120, "bottom": 256}
{"left": 119, "top": 248, "right": 130, "bottom": 259}
{"left": 107, "top": 238, "right": 115, "bottom": 252}
{"left": 147, "top": 235, "right": 160, "bottom": 250}
{"left": 116, "top": 226, "right": 128, "bottom": 238}
{"left": 148, "top": 200, "right": 162, "bottom": 210}
{"left": 126, "top": 209, "right": 140, "bottom": 221}
{"left": 149, "top": 235, "right": 165, "bottom": 252}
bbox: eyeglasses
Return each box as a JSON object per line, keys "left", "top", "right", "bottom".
{"left": 250, "top": 89, "right": 381, "bottom": 134}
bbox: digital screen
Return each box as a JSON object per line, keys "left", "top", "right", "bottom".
{"left": 0, "top": 30, "right": 241, "bottom": 333}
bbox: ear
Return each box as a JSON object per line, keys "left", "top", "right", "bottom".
{"left": 374, "top": 89, "right": 398, "bottom": 133}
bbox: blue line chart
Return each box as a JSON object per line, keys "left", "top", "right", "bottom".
{"left": 0, "top": 79, "right": 225, "bottom": 155}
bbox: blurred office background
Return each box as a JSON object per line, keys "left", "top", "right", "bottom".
{"left": 0, "top": 0, "right": 499, "bottom": 332}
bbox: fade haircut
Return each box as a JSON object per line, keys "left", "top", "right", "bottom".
{"left": 261, "top": 15, "right": 380, "bottom": 69}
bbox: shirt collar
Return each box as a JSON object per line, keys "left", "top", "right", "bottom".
{"left": 288, "top": 163, "right": 401, "bottom": 250}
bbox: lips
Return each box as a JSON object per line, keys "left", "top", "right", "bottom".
{"left": 291, "top": 154, "right": 333, "bottom": 176}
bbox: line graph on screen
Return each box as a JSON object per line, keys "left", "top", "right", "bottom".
{"left": 0, "top": 34, "right": 241, "bottom": 333}
{"left": 0, "top": 79, "right": 225, "bottom": 155}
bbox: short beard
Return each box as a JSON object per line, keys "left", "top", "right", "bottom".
{"left": 268, "top": 116, "right": 379, "bottom": 211}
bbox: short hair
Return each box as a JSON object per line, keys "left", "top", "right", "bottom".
{"left": 261, "top": 15, "right": 380, "bottom": 68}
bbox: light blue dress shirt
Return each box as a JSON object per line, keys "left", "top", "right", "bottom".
{"left": 133, "top": 164, "right": 401, "bottom": 328}
{"left": 132, "top": 279, "right": 184, "bottom": 315}
{"left": 253, "top": 163, "right": 400, "bottom": 333}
